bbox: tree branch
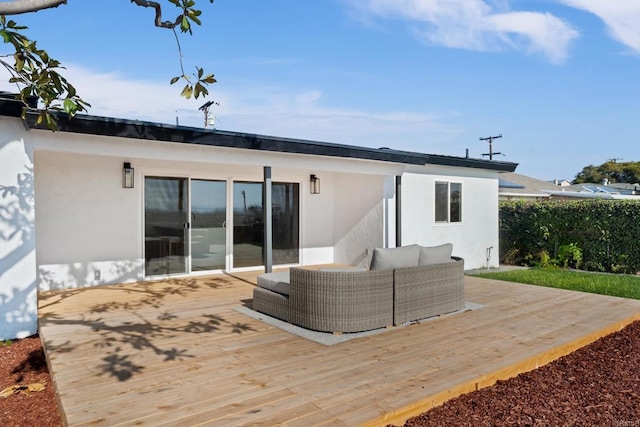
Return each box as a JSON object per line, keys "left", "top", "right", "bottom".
{"left": 0, "top": 0, "right": 66, "bottom": 15}
{"left": 130, "top": 0, "right": 182, "bottom": 29}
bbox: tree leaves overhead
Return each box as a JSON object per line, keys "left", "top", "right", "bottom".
{"left": 1, "top": 1, "right": 217, "bottom": 130}
{"left": 573, "top": 161, "right": 640, "bottom": 184}
{"left": 0, "top": 15, "right": 90, "bottom": 130}
{"left": 171, "top": 67, "right": 216, "bottom": 99}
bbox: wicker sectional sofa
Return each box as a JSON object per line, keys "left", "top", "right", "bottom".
{"left": 252, "top": 244, "right": 465, "bottom": 333}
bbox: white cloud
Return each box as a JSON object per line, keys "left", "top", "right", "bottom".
{"left": 0, "top": 64, "right": 462, "bottom": 152}
{"left": 347, "top": 0, "right": 579, "bottom": 63}
{"left": 295, "top": 90, "right": 323, "bottom": 105}
{"left": 556, "top": 0, "right": 640, "bottom": 53}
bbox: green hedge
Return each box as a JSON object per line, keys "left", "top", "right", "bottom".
{"left": 500, "top": 200, "right": 640, "bottom": 274}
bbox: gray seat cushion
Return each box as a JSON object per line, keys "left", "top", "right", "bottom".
{"left": 257, "top": 271, "right": 291, "bottom": 296}
{"left": 370, "top": 245, "right": 420, "bottom": 270}
{"left": 418, "top": 243, "right": 454, "bottom": 266}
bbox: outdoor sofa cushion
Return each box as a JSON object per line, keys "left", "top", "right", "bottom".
{"left": 257, "top": 271, "right": 291, "bottom": 296}
{"left": 370, "top": 245, "right": 420, "bottom": 270}
{"left": 418, "top": 243, "right": 454, "bottom": 266}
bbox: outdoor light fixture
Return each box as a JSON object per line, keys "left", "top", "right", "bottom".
{"left": 310, "top": 174, "right": 320, "bottom": 194}
{"left": 123, "top": 162, "right": 134, "bottom": 188}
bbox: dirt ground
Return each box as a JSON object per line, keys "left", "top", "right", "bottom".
{"left": 2, "top": 322, "right": 639, "bottom": 426}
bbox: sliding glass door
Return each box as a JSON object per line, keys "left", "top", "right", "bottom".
{"left": 145, "top": 176, "right": 299, "bottom": 276}
{"left": 232, "top": 181, "right": 299, "bottom": 268}
{"left": 272, "top": 182, "right": 299, "bottom": 265}
{"left": 144, "top": 177, "right": 188, "bottom": 276}
{"left": 191, "top": 180, "right": 227, "bottom": 271}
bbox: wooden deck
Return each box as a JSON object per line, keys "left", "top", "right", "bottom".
{"left": 39, "top": 271, "right": 640, "bottom": 426}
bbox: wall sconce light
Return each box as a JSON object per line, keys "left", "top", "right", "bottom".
{"left": 310, "top": 174, "right": 320, "bottom": 194}
{"left": 123, "top": 162, "right": 134, "bottom": 188}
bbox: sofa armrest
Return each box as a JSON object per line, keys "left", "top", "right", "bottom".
{"left": 393, "top": 257, "right": 465, "bottom": 325}
{"left": 289, "top": 268, "right": 393, "bottom": 333}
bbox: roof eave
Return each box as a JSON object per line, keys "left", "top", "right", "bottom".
{"left": 0, "top": 96, "right": 518, "bottom": 172}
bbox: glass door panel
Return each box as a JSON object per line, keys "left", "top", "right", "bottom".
{"left": 273, "top": 182, "right": 299, "bottom": 264}
{"left": 144, "top": 177, "right": 188, "bottom": 276}
{"left": 233, "top": 182, "right": 264, "bottom": 268}
{"left": 232, "top": 181, "right": 300, "bottom": 268}
{"left": 191, "top": 179, "right": 227, "bottom": 271}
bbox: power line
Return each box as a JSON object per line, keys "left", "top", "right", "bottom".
{"left": 480, "top": 134, "right": 503, "bottom": 160}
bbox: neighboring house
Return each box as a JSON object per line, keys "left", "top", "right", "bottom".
{"left": 500, "top": 172, "right": 640, "bottom": 201}
{"left": 549, "top": 179, "right": 572, "bottom": 187}
{"left": 0, "top": 95, "right": 517, "bottom": 339}
{"left": 499, "top": 172, "right": 559, "bottom": 201}
{"left": 546, "top": 182, "right": 640, "bottom": 200}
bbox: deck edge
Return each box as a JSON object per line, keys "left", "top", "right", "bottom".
{"left": 366, "top": 312, "right": 640, "bottom": 427}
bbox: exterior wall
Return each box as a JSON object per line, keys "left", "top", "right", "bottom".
{"left": 401, "top": 167, "right": 500, "bottom": 269}
{"left": 332, "top": 173, "right": 395, "bottom": 267}
{"left": 35, "top": 151, "right": 143, "bottom": 290}
{"left": 0, "top": 117, "right": 37, "bottom": 340}
{"left": 0, "top": 115, "right": 505, "bottom": 338}
{"left": 26, "top": 124, "right": 403, "bottom": 293}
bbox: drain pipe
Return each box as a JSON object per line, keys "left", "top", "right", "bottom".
{"left": 486, "top": 246, "right": 493, "bottom": 269}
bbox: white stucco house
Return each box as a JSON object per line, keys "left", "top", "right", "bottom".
{"left": 0, "top": 94, "right": 517, "bottom": 340}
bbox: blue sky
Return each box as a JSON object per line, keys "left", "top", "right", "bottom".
{"left": 2, "top": 0, "right": 639, "bottom": 181}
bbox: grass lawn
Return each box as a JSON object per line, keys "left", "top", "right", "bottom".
{"left": 473, "top": 268, "right": 640, "bottom": 300}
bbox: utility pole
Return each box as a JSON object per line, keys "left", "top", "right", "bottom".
{"left": 199, "top": 100, "right": 220, "bottom": 129}
{"left": 480, "top": 134, "right": 503, "bottom": 160}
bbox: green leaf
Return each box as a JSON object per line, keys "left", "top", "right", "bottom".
{"left": 202, "top": 74, "right": 216, "bottom": 84}
{"left": 181, "top": 16, "right": 190, "bottom": 32}
{"left": 188, "top": 15, "right": 201, "bottom": 26}
{"left": 63, "top": 98, "right": 76, "bottom": 116}
{"left": 66, "top": 82, "right": 76, "bottom": 97}
{"left": 45, "top": 113, "right": 58, "bottom": 131}
{"left": 180, "top": 84, "right": 193, "bottom": 99}
{"left": 170, "top": 76, "right": 180, "bottom": 84}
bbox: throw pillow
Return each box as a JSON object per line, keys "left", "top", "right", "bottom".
{"left": 370, "top": 245, "right": 420, "bottom": 270}
{"left": 418, "top": 243, "right": 453, "bottom": 266}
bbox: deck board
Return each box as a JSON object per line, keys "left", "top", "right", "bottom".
{"left": 39, "top": 272, "right": 640, "bottom": 426}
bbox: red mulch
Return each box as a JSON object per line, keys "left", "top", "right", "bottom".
{"left": 0, "top": 335, "right": 62, "bottom": 427}
{"left": 3, "top": 322, "right": 640, "bottom": 426}
{"left": 399, "top": 320, "right": 640, "bottom": 426}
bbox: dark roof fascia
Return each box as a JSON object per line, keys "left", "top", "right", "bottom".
{"left": 422, "top": 154, "right": 517, "bottom": 172}
{"left": 22, "top": 111, "right": 431, "bottom": 165}
{"left": 0, "top": 97, "right": 517, "bottom": 172}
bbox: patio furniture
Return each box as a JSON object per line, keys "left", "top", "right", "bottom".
{"left": 393, "top": 257, "right": 464, "bottom": 325}
{"left": 289, "top": 268, "right": 394, "bottom": 333}
{"left": 252, "top": 245, "right": 465, "bottom": 333}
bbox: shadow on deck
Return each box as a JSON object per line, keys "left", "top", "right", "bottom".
{"left": 39, "top": 271, "right": 640, "bottom": 426}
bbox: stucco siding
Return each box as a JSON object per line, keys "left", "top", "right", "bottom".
{"left": 333, "top": 173, "right": 387, "bottom": 267}
{"left": 401, "top": 168, "right": 500, "bottom": 269}
{"left": 0, "top": 117, "right": 37, "bottom": 339}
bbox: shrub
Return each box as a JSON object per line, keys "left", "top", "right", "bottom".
{"left": 556, "top": 243, "right": 583, "bottom": 269}
{"left": 500, "top": 200, "right": 640, "bottom": 274}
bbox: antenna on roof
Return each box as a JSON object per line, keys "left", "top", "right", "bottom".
{"left": 480, "top": 134, "right": 503, "bottom": 160}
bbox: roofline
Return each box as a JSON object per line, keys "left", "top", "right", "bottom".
{"left": 500, "top": 192, "right": 551, "bottom": 198}
{"left": 0, "top": 96, "right": 517, "bottom": 172}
